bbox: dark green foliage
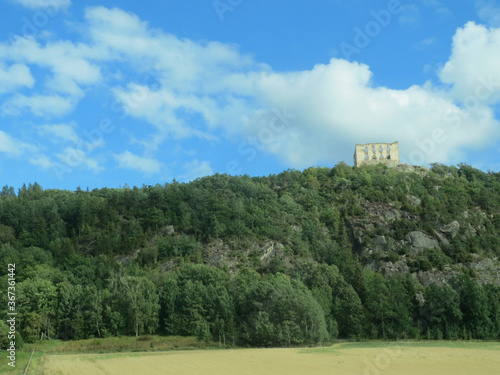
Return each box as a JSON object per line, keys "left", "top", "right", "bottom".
{"left": 0, "top": 163, "right": 499, "bottom": 345}
{"left": 237, "top": 273, "right": 329, "bottom": 346}
{"left": 161, "top": 264, "right": 236, "bottom": 344}
{"left": 408, "top": 248, "right": 452, "bottom": 272}
{"left": 421, "top": 283, "right": 462, "bottom": 339}
{"left": 393, "top": 219, "right": 418, "bottom": 240}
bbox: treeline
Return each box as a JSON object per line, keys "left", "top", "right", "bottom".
{"left": 1, "top": 262, "right": 498, "bottom": 347}
{"left": 0, "top": 162, "right": 499, "bottom": 347}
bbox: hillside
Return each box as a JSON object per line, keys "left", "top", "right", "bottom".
{"left": 1, "top": 162, "right": 499, "bottom": 347}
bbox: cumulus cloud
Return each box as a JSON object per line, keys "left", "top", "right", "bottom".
{"left": 242, "top": 59, "right": 499, "bottom": 168}
{"left": 1, "top": 5, "right": 499, "bottom": 173}
{"left": 84, "top": 6, "right": 264, "bottom": 85}
{"left": 0, "top": 64, "right": 34, "bottom": 94}
{"left": 114, "top": 151, "right": 163, "bottom": 174}
{"left": 93, "top": 7, "right": 500, "bottom": 168}
{"left": 113, "top": 84, "right": 239, "bottom": 147}
{"left": 2, "top": 94, "right": 75, "bottom": 117}
{"left": 440, "top": 22, "right": 500, "bottom": 105}
{"left": 39, "top": 123, "right": 79, "bottom": 143}
{"left": 29, "top": 154, "right": 53, "bottom": 169}
{"left": 0, "top": 36, "right": 102, "bottom": 97}
{"left": 0, "top": 130, "right": 35, "bottom": 156}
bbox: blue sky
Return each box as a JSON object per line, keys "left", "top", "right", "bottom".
{"left": 1, "top": 0, "right": 500, "bottom": 190}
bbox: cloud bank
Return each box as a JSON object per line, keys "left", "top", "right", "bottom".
{"left": 1, "top": 7, "right": 500, "bottom": 178}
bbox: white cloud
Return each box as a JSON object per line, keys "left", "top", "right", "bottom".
{"left": 113, "top": 84, "right": 235, "bottom": 147}
{"left": 0, "top": 37, "right": 102, "bottom": 97}
{"left": 56, "top": 147, "right": 103, "bottom": 172}
{"left": 11, "top": 0, "right": 71, "bottom": 10}
{"left": 2, "top": 94, "right": 75, "bottom": 117}
{"left": 81, "top": 7, "right": 265, "bottom": 149}
{"left": 91, "top": 8, "right": 500, "bottom": 168}
{"left": 177, "top": 159, "right": 213, "bottom": 182}
{"left": 29, "top": 154, "right": 53, "bottom": 169}
{"left": 242, "top": 59, "right": 499, "bottom": 168}
{"left": 114, "top": 151, "right": 162, "bottom": 174}
{"left": 85, "top": 6, "right": 264, "bottom": 144}
{"left": 0, "top": 130, "right": 35, "bottom": 156}
{"left": 0, "top": 6, "right": 499, "bottom": 173}
{"left": 0, "top": 64, "right": 34, "bottom": 94}
{"left": 39, "top": 123, "right": 79, "bottom": 143}
{"left": 439, "top": 22, "right": 500, "bottom": 105}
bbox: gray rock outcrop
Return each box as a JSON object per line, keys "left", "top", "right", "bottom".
{"left": 405, "top": 231, "right": 439, "bottom": 254}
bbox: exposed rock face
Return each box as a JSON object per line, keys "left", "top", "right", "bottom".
{"left": 204, "top": 239, "right": 239, "bottom": 270}
{"left": 257, "top": 241, "right": 285, "bottom": 264}
{"left": 438, "top": 221, "right": 460, "bottom": 238}
{"left": 348, "top": 201, "right": 418, "bottom": 246}
{"left": 373, "top": 235, "right": 388, "bottom": 249}
{"left": 404, "top": 231, "right": 439, "bottom": 254}
{"left": 469, "top": 257, "right": 495, "bottom": 271}
{"left": 433, "top": 230, "right": 450, "bottom": 246}
{"left": 415, "top": 269, "right": 459, "bottom": 286}
{"left": 389, "top": 163, "right": 430, "bottom": 176}
{"left": 115, "top": 249, "right": 141, "bottom": 264}
{"left": 367, "top": 258, "right": 500, "bottom": 287}
{"left": 202, "top": 239, "right": 287, "bottom": 272}
{"left": 468, "top": 257, "right": 500, "bottom": 286}
{"left": 346, "top": 200, "right": 500, "bottom": 288}
{"left": 378, "top": 259, "right": 410, "bottom": 277}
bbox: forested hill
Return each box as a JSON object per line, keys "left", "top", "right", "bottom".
{"left": 1, "top": 162, "right": 500, "bottom": 347}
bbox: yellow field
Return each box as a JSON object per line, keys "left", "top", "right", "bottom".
{"left": 39, "top": 342, "right": 500, "bottom": 375}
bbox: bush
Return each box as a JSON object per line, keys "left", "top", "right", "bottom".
{"left": 392, "top": 219, "right": 418, "bottom": 240}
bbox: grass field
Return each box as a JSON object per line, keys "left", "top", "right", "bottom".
{"left": 37, "top": 341, "right": 500, "bottom": 375}
{"left": 0, "top": 336, "right": 215, "bottom": 374}
{"left": 0, "top": 340, "right": 62, "bottom": 375}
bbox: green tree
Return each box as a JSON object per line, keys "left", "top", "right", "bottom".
{"left": 239, "top": 273, "right": 328, "bottom": 346}
{"left": 17, "top": 278, "right": 57, "bottom": 340}
{"left": 422, "top": 283, "right": 462, "bottom": 339}
{"left": 450, "top": 274, "right": 492, "bottom": 339}
{"left": 116, "top": 276, "right": 160, "bottom": 336}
